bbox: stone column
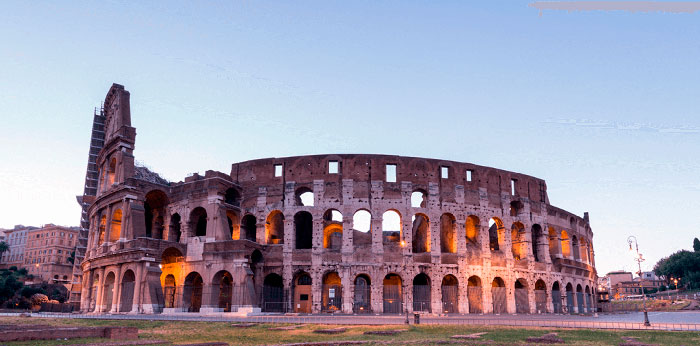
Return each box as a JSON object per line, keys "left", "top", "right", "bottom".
{"left": 131, "top": 262, "right": 144, "bottom": 313}
{"left": 506, "top": 281, "right": 516, "bottom": 314}
{"left": 95, "top": 267, "right": 106, "bottom": 313}
{"left": 431, "top": 273, "right": 441, "bottom": 315}
{"left": 341, "top": 269, "right": 352, "bottom": 313}
{"left": 110, "top": 265, "right": 123, "bottom": 313}
{"left": 341, "top": 215, "right": 353, "bottom": 257}
{"left": 430, "top": 220, "right": 440, "bottom": 264}
{"left": 80, "top": 270, "right": 93, "bottom": 312}
{"left": 371, "top": 216, "right": 383, "bottom": 256}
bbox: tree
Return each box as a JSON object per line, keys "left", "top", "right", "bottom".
{"left": 0, "top": 242, "right": 9, "bottom": 260}
{"left": 654, "top": 249, "right": 700, "bottom": 289}
{"left": 694, "top": 237, "right": 700, "bottom": 252}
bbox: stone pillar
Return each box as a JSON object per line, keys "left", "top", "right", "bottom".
{"left": 371, "top": 216, "right": 383, "bottom": 256}
{"left": 506, "top": 281, "right": 516, "bottom": 314}
{"left": 528, "top": 284, "right": 536, "bottom": 314}
{"left": 431, "top": 274, "right": 441, "bottom": 315}
{"left": 341, "top": 269, "right": 352, "bottom": 313}
{"left": 430, "top": 220, "right": 440, "bottom": 264}
{"left": 456, "top": 220, "right": 467, "bottom": 255}
{"left": 484, "top": 284, "right": 493, "bottom": 314}
{"left": 95, "top": 267, "right": 106, "bottom": 313}
{"left": 341, "top": 214, "right": 353, "bottom": 257}
{"left": 80, "top": 270, "right": 93, "bottom": 312}
{"left": 110, "top": 265, "right": 123, "bottom": 313}
{"left": 131, "top": 262, "right": 144, "bottom": 313}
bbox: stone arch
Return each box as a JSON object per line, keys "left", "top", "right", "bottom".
{"left": 576, "top": 284, "right": 584, "bottom": 313}
{"left": 412, "top": 213, "right": 430, "bottom": 253}
{"left": 465, "top": 215, "right": 480, "bottom": 247}
{"left": 295, "top": 187, "right": 314, "bottom": 206}
{"left": 169, "top": 213, "right": 182, "bottom": 242}
{"left": 294, "top": 211, "right": 313, "bottom": 249}
{"left": 440, "top": 213, "right": 456, "bottom": 253}
{"left": 98, "top": 215, "right": 107, "bottom": 245}
{"left": 161, "top": 247, "right": 183, "bottom": 264}
{"left": 265, "top": 210, "right": 284, "bottom": 244}
{"left": 353, "top": 274, "right": 371, "bottom": 313}
{"left": 552, "top": 281, "right": 562, "bottom": 313}
{"left": 352, "top": 209, "right": 371, "bottom": 233}
{"left": 107, "top": 157, "right": 116, "bottom": 187}
{"left": 585, "top": 285, "right": 592, "bottom": 313}
{"left": 488, "top": 217, "right": 504, "bottom": 252}
{"left": 411, "top": 189, "right": 427, "bottom": 208}
{"left": 183, "top": 272, "right": 203, "bottom": 312}
{"left": 262, "top": 273, "right": 284, "bottom": 312}
{"left": 565, "top": 282, "right": 575, "bottom": 314}
{"left": 511, "top": 222, "right": 526, "bottom": 260}
{"left": 241, "top": 214, "right": 257, "bottom": 242}
{"left": 212, "top": 270, "right": 233, "bottom": 312}
{"left": 561, "top": 231, "right": 571, "bottom": 258}
{"left": 163, "top": 274, "right": 176, "bottom": 309}
{"left": 120, "top": 269, "right": 136, "bottom": 312}
{"left": 467, "top": 276, "right": 483, "bottom": 313}
{"left": 144, "top": 189, "right": 169, "bottom": 239}
{"left": 109, "top": 209, "right": 122, "bottom": 242}
{"left": 441, "top": 274, "right": 459, "bottom": 313}
{"left": 293, "top": 271, "right": 312, "bottom": 313}
{"left": 103, "top": 271, "right": 116, "bottom": 312}
{"left": 548, "top": 226, "right": 559, "bottom": 260}
{"left": 514, "top": 278, "right": 529, "bottom": 314}
{"left": 382, "top": 210, "right": 401, "bottom": 244}
{"left": 321, "top": 271, "right": 342, "bottom": 312}
{"left": 531, "top": 224, "right": 544, "bottom": 262}
{"left": 190, "top": 207, "right": 207, "bottom": 237}
{"left": 323, "top": 209, "right": 343, "bottom": 250}
{"left": 413, "top": 273, "right": 431, "bottom": 312}
{"left": 534, "top": 279, "right": 547, "bottom": 313}
{"left": 383, "top": 273, "right": 402, "bottom": 314}
{"left": 226, "top": 211, "right": 240, "bottom": 240}
{"left": 571, "top": 235, "right": 581, "bottom": 261}
{"left": 491, "top": 277, "right": 506, "bottom": 314}
{"left": 224, "top": 187, "right": 241, "bottom": 206}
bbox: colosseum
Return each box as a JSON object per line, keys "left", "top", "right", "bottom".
{"left": 77, "top": 84, "right": 597, "bottom": 316}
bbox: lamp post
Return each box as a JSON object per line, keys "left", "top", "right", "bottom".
{"left": 628, "top": 236, "right": 650, "bottom": 326}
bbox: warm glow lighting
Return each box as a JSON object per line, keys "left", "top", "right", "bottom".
{"left": 400, "top": 240, "right": 405, "bottom": 247}
{"left": 158, "top": 264, "right": 162, "bottom": 269}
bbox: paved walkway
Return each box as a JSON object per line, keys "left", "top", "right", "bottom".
{"left": 5, "top": 311, "right": 700, "bottom": 332}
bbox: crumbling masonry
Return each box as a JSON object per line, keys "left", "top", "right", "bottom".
{"left": 79, "top": 84, "right": 597, "bottom": 315}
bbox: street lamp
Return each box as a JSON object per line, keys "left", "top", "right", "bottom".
{"left": 628, "top": 236, "right": 650, "bottom": 327}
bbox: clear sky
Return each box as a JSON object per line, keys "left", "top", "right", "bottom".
{"left": 1, "top": 1, "right": 699, "bottom": 276}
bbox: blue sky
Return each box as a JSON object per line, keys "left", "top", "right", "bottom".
{"left": 1, "top": 1, "right": 699, "bottom": 276}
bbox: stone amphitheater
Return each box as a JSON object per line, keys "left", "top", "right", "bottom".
{"left": 78, "top": 84, "right": 597, "bottom": 316}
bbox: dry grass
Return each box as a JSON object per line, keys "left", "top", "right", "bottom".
{"left": 0, "top": 316, "right": 699, "bottom": 345}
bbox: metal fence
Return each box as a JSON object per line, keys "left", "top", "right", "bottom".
{"left": 515, "top": 288, "right": 529, "bottom": 314}
{"left": 467, "top": 287, "right": 483, "bottom": 314}
{"left": 492, "top": 287, "right": 507, "bottom": 314}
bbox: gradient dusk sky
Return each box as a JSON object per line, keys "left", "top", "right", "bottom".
{"left": 1, "top": 1, "right": 699, "bottom": 276}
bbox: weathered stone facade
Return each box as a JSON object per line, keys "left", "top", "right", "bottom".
{"left": 80, "top": 84, "right": 597, "bottom": 315}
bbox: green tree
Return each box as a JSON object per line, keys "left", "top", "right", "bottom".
{"left": 694, "top": 237, "right": 700, "bottom": 252}
{"left": 0, "top": 242, "right": 9, "bottom": 260}
{"left": 654, "top": 249, "right": 700, "bottom": 288}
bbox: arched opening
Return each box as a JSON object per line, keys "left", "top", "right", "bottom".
{"left": 585, "top": 285, "right": 592, "bottom": 313}
{"left": 162, "top": 247, "right": 183, "bottom": 264}
{"left": 511, "top": 222, "right": 526, "bottom": 260}
{"left": 532, "top": 224, "right": 543, "bottom": 262}
{"left": 352, "top": 210, "right": 371, "bottom": 248}
{"left": 441, "top": 275, "right": 459, "bottom": 313}
{"left": 103, "top": 272, "right": 115, "bottom": 312}
{"left": 565, "top": 283, "right": 574, "bottom": 314}
{"left": 224, "top": 188, "right": 241, "bottom": 206}
{"left": 383, "top": 274, "right": 402, "bottom": 314}
{"left": 488, "top": 218, "right": 504, "bottom": 252}
{"left": 98, "top": 215, "right": 106, "bottom": 245}
{"left": 107, "top": 157, "right": 116, "bottom": 187}
{"left": 353, "top": 274, "right": 371, "bottom": 313}
{"left": 580, "top": 239, "right": 590, "bottom": 263}
{"left": 323, "top": 209, "right": 343, "bottom": 250}
{"left": 465, "top": 215, "right": 480, "bottom": 248}
{"left": 212, "top": 271, "right": 233, "bottom": 312}
{"left": 440, "top": 213, "right": 456, "bottom": 253}
{"left": 382, "top": 210, "right": 401, "bottom": 244}
{"left": 163, "top": 274, "right": 176, "bottom": 309}
{"left": 262, "top": 273, "right": 284, "bottom": 312}
{"left": 412, "top": 214, "right": 430, "bottom": 253}
{"left": 576, "top": 284, "right": 584, "bottom": 314}
{"left": 109, "top": 209, "right": 122, "bottom": 242}
{"left": 295, "top": 187, "right": 314, "bottom": 206}
{"left": 183, "top": 272, "right": 203, "bottom": 312}
{"left": 548, "top": 226, "right": 559, "bottom": 261}
{"left": 571, "top": 235, "right": 581, "bottom": 261}
{"left": 413, "top": 273, "right": 431, "bottom": 312}
{"left": 265, "top": 211, "right": 284, "bottom": 244}
{"left": 491, "top": 277, "right": 506, "bottom": 314}
{"left": 321, "top": 272, "right": 342, "bottom": 312}
{"left": 144, "top": 190, "right": 169, "bottom": 239}
{"left": 514, "top": 278, "right": 529, "bottom": 314}
{"left": 561, "top": 231, "right": 571, "bottom": 258}
{"left": 535, "top": 279, "right": 547, "bottom": 313}
{"left": 169, "top": 213, "right": 182, "bottom": 242}
{"left": 467, "top": 276, "right": 483, "bottom": 314}
{"left": 293, "top": 272, "right": 312, "bottom": 313}
{"left": 510, "top": 200, "right": 523, "bottom": 216}
{"left": 226, "top": 211, "right": 240, "bottom": 240}
{"left": 120, "top": 270, "right": 136, "bottom": 312}
{"left": 411, "top": 190, "right": 427, "bottom": 208}
{"left": 241, "top": 214, "right": 257, "bottom": 242}
{"left": 190, "top": 207, "right": 207, "bottom": 237}
{"left": 552, "top": 281, "right": 562, "bottom": 313}
{"left": 294, "top": 211, "right": 313, "bottom": 249}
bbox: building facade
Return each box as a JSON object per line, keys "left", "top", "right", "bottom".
{"left": 25, "top": 225, "right": 79, "bottom": 284}
{"left": 1, "top": 225, "right": 34, "bottom": 269}
{"left": 79, "top": 84, "right": 598, "bottom": 315}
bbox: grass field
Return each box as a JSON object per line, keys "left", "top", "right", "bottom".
{"left": 1, "top": 316, "right": 699, "bottom": 345}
